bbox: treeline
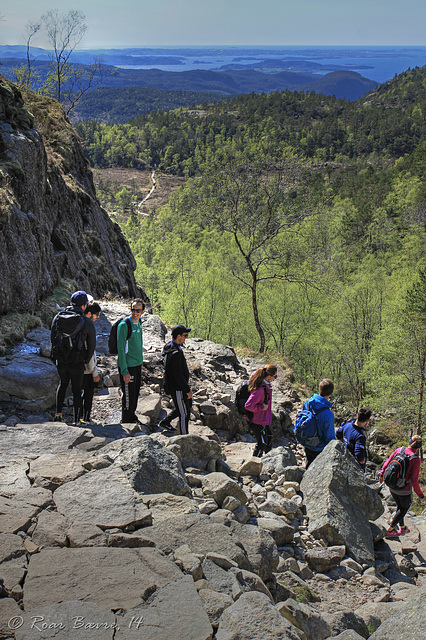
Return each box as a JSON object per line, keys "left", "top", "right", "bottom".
{"left": 82, "top": 68, "right": 426, "bottom": 431}
{"left": 76, "top": 67, "right": 426, "bottom": 174}
{"left": 71, "top": 86, "right": 228, "bottom": 124}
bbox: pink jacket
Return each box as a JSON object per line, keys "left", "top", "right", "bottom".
{"left": 380, "top": 446, "right": 424, "bottom": 497}
{"left": 244, "top": 382, "right": 272, "bottom": 426}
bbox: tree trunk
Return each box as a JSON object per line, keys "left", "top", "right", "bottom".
{"left": 251, "top": 275, "right": 265, "bottom": 353}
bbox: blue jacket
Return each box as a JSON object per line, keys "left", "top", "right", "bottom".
{"left": 303, "top": 393, "right": 335, "bottom": 451}
{"left": 335, "top": 420, "right": 366, "bottom": 470}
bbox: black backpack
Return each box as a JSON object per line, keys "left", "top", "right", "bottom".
{"left": 51, "top": 309, "right": 86, "bottom": 364}
{"left": 108, "top": 317, "right": 132, "bottom": 355}
{"left": 383, "top": 447, "right": 416, "bottom": 490}
{"left": 235, "top": 380, "right": 268, "bottom": 420}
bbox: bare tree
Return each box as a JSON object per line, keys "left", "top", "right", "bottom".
{"left": 42, "top": 9, "right": 87, "bottom": 103}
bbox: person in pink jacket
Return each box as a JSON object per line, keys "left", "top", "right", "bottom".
{"left": 379, "top": 434, "right": 425, "bottom": 538}
{"left": 244, "top": 364, "right": 277, "bottom": 457}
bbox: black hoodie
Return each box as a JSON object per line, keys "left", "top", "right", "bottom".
{"left": 162, "top": 340, "right": 190, "bottom": 393}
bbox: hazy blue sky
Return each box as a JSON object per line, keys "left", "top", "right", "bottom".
{"left": 3, "top": 0, "right": 426, "bottom": 48}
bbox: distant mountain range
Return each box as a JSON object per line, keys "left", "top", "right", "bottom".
{"left": 0, "top": 46, "right": 379, "bottom": 123}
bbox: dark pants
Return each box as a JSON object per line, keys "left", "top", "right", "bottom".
{"left": 390, "top": 492, "right": 412, "bottom": 528}
{"left": 167, "top": 389, "right": 192, "bottom": 434}
{"left": 249, "top": 422, "right": 272, "bottom": 457}
{"left": 304, "top": 447, "right": 321, "bottom": 469}
{"left": 82, "top": 374, "right": 95, "bottom": 422}
{"left": 119, "top": 365, "right": 142, "bottom": 423}
{"left": 56, "top": 362, "right": 85, "bottom": 422}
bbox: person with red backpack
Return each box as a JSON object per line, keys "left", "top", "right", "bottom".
{"left": 244, "top": 365, "right": 277, "bottom": 457}
{"left": 379, "top": 434, "right": 425, "bottom": 538}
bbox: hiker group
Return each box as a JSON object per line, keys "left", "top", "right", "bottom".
{"left": 51, "top": 291, "right": 424, "bottom": 538}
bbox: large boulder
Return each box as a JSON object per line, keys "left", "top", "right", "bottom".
{"left": 101, "top": 436, "right": 191, "bottom": 496}
{"left": 201, "top": 472, "right": 248, "bottom": 507}
{"left": 215, "top": 591, "right": 300, "bottom": 640}
{"left": 0, "top": 355, "right": 58, "bottom": 410}
{"left": 166, "top": 434, "right": 223, "bottom": 470}
{"left": 228, "top": 521, "right": 280, "bottom": 582}
{"left": 301, "top": 441, "right": 384, "bottom": 565}
{"left": 260, "top": 447, "right": 298, "bottom": 476}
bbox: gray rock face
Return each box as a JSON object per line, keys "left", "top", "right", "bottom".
{"left": 167, "top": 434, "right": 222, "bottom": 470}
{"left": 137, "top": 393, "right": 161, "bottom": 420}
{"left": 102, "top": 436, "right": 191, "bottom": 496}
{"left": 53, "top": 466, "right": 152, "bottom": 529}
{"left": 215, "top": 591, "right": 300, "bottom": 640}
{"left": 0, "top": 76, "right": 139, "bottom": 317}
{"left": 23, "top": 547, "right": 183, "bottom": 611}
{"left": 301, "top": 441, "right": 384, "bottom": 565}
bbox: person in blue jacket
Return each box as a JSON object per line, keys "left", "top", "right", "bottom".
{"left": 303, "top": 378, "right": 335, "bottom": 468}
{"left": 335, "top": 407, "right": 372, "bottom": 471}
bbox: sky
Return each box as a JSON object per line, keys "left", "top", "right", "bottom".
{"left": 2, "top": 0, "right": 426, "bottom": 48}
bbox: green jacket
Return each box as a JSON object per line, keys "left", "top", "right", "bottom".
{"left": 117, "top": 317, "right": 143, "bottom": 375}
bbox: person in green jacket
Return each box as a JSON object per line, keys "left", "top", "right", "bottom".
{"left": 117, "top": 299, "right": 145, "bottom": 423}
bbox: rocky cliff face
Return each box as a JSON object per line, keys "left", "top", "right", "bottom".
{"left": 0, "top": 76, "right": 140, "bottom": 315}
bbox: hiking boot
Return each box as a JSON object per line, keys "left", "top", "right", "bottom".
{"left": 399, "top": 526, "right": 410, "bottom": 534}
{"left": 158, "top": 419, "right": 175, "bottom": 432}
{"left": 53, "top": 414, "right": 63, "bottom": 422}
{"left": 386, "top": 528, "right": 400, "bottom": 538}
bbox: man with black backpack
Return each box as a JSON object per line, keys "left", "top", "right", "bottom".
{"left": 51, "top": 290, "right": 96, "bottom": 424}
{"left": 117, "top": 299, "right": 145, "bottom": 424}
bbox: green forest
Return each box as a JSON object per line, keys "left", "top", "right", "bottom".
{"left": 77, "top": 67, "right": 426, "bottom": 432}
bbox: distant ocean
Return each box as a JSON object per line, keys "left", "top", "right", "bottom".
{"left": 114, "top": 45, "right": 426, "bottom": 84}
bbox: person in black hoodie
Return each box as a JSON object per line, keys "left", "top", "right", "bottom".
{"left": 51, "top": 290, "right": 96, "bottom": 425}
{"left": 159, "top": 324, "right": 192, "bottom": 434}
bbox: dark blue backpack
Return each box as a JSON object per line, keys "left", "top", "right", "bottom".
{"left": 294, "top": 402, "right": 328, "bottom": 447}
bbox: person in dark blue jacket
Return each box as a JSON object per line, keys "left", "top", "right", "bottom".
{"left": 335, "top": 407, "right": 372, "bottom": 471}
{"left": 303, "top": 378, "right": 335, "bottom": 468}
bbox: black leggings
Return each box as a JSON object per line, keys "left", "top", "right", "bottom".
{"left": 390, "top": 492, "right": 412, "bottom": 528}
{"left": 56, "top": 363, "right": 85, "bottom": 422}
{"left": 249, "top": 422, "right": 272, "bottom": 457}
{"left": 81, "top": 374, "right": 95, "bottom": 422}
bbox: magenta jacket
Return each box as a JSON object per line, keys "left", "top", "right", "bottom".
{"left": 244, "top": 381, "right": 272, "bottom": 426}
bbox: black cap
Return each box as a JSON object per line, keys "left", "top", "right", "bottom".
{"left": 171, "top": 324, "right": 191, "bottom": 339}
{"left": 70, "top": 290, "right": 89, "bottom": 307}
